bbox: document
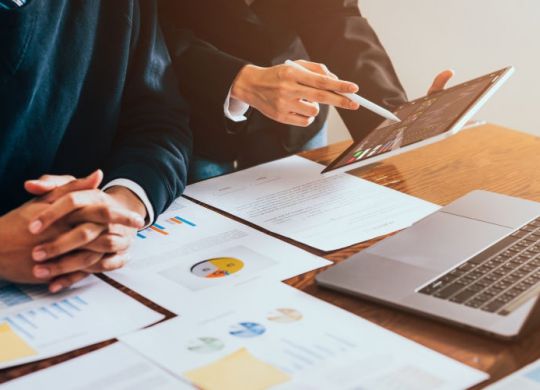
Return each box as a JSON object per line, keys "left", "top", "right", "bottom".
{"left": 109, "top": 197, "right": 330, "bottom": 314}
{"left": 0, "top": 276, "right": 162, "bottom": 369}
{"left": 1, "top": 343, "right": 194, "bottom": 389}
{"left": 121, "top": 282, "right": 487, "bottom": 390}
{"left": 185, "top": 155, "right": 439, "bottom": 251}
{"left": 487, "top": 358, "right": 540, "bottom": 389}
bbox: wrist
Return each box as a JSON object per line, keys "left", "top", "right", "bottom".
{"left": 105, "top": 186, "right": 147, "bottom": 220}
{"left": 231, "top": 64, "right": 261, "bottom": 104}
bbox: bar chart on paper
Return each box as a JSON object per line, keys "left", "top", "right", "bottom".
{"left": 137, "top": 216, "right": 197, "bottom": 240}
{"left": 0, "top": 277, "right": 163, "bottom": 369}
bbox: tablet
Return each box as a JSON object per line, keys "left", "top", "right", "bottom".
{"left": 322, "top": 66, "right": 514, "bottom": 174}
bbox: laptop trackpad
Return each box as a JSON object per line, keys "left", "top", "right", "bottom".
{"left": 366, "top": 212, "right": 512, "bottom": 272}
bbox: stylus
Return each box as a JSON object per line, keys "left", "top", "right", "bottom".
{"left": 285, "top": 60, "right": 401, "bottom": 123}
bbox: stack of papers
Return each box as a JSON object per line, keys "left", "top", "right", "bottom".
{"left": 185, "top": 155, "right": 439, "bottom": 251}
{"left": 121, "top": 282, "right": 488, "bottom": 390}
{"left": 0, "top": 276, "right": 162, "bottom": 369}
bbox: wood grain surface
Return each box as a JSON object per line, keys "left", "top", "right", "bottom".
{"left": 1, "top": 124, "right": 539, "bottom": 388}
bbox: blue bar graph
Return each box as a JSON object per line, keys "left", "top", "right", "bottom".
{"left": 0, "top": 284, "right": 33, "bottom": 307}
{"left": 175, "top": 216, "right": 196, "bottom": 227}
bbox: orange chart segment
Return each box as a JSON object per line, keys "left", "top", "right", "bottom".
{"left": 191, "top": 258, "right": 244, "bottom": 279}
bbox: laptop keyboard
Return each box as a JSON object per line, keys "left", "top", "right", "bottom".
{"left": 419, "top": 216, "right": 540, "bottom": 315}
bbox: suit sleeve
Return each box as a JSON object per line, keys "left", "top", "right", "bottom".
{"left": 158, "top": 0, "right": 250, "bottom": 136}
{"left": 263, "top": 0, "right": 408, "bottom": 139}
{"left": 104, "top": 1, "right": 192, "bottom": 218}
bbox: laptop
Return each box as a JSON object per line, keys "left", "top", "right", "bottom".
{"left": 322, "top": 67, "right": 514, "bottom": 175}
{"left": 316, "top": 191, "right": 540, "bottom": 339}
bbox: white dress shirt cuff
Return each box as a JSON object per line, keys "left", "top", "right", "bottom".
{"left": 102, "top": 179, "right": 154, "bottom": 229}
{"left": 224, "top": 87, "right": 249, "bottom": 122}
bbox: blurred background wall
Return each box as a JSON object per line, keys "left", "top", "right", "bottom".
{"left": 328, "top": 0, "right": 540, "bottom": 143}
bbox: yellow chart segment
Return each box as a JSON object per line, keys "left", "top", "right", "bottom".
{"left": 210, "top": 258, "right": 243, "bottom": 274}
{"left": 0, "top": 322, "right": 37, "bottom": 363}
{"left": 192, "top": 257, "right": 245, "bottom": 279}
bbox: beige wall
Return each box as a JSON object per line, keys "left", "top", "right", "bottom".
{"left": 328, "top": 0, "right": 540, "bottom": 143}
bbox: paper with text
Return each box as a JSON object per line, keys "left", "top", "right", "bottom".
{"left": 109, "top": 197, "right": 330, "bottom": 314}
{"left": 185, "top": 155, "right": 439, "bottom": 251}
{"left": 0, "top": 276, "right": 162, "bottom": 369}
{"left": 1, "top": 343, "right": 193, "bottom": 389}
{"left": 121, "top": 282, "right": 487, "bottom": 389}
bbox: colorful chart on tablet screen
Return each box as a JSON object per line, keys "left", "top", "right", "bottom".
{"left": 191, "top": 258, "right": 244, "bottom": 279}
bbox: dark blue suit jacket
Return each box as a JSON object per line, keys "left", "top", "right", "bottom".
{"left": 0, "top": 0, "right": 192, "bottom": 217}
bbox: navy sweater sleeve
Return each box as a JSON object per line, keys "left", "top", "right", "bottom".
{"left": 104, "top": 1, "right": 192, "bottom": 218}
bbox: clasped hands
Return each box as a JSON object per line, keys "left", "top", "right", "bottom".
{"left": 0, "top": 170, "right": 146, "bottom": 293}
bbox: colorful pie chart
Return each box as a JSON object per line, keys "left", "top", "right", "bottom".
{"left": 186, "top": 337, "right": 225, "bottom": 353}
{"left": 229, "top": 322, "right": 266, "bottom": 338}
{"left": 191, "top": 257, "right": 244, "bottom": 279}
{"left": 267, "top": 308, "right": 303, "bottom": 323}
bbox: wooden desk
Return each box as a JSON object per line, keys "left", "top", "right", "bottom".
{"left": 1, "top": 124, "right": 539, "bottom": 388}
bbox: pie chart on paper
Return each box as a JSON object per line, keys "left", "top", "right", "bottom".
{"left": 186, "top": 337, "right": 225, "bottom": 353}
{"left": 229, "top": 322, "right": 266, "bottom": 338}
{"left": 190, "top": 257, "right": 244, "bottom": 279}
{"left": 267, "top": 308, "right": 303, "bottom": 323}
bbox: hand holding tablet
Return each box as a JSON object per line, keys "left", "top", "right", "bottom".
{"left": 322, "top": 66, "right": 514, "bottom": 174}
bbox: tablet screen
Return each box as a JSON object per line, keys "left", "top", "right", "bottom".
{"left": 323, "top": 68, "right": 510, "bottom": 173}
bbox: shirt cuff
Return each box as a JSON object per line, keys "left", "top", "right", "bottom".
{"left": 224, "top": 87, "right": 249, "bottom": 122}
{"left": 102, "top": 178, "right": 155, "bottom": 229}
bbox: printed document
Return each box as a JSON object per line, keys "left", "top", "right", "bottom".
{"left": 185, "top": 155, "right": 439, "bottom": 251}
{"left": 0, "top": 276, "right": 162, "bottom": 369}
{"left": 121, "top": 282, "right": 488, "bottom": 390}
{"left": 109, "top": 197, "right": 330, "bottom": 314}
{"left": 1, "top": 343, "right": 193, "bottom": 389}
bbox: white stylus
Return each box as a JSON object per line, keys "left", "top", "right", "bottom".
{"left": 285, "top": 60, "right": 401, "bottom": 123}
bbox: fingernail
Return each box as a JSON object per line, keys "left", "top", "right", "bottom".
{"left": 50, "top": 284, "right": 63, "bottom": 293}
{"left": 32, "top": 248, "right": 47, "bottom": 261}
{"left": 29, "top": 220, "right": 43, "bottom": 234}
{"left": 349, "top": 102, "right": 359, "bottom": 109}
{"left": 34, "top": 266, "right": 50, "bottom": 278}
{"left": 349, "top": 84, "right": 359, "bottom": 93}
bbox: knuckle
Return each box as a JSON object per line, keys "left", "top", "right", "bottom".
{"left": 102, "top": 235, "right": 117, "bottom": 251}
{"left": 341, "top": 97, "right": 352, "bottom": 107}
{"left": 314, "top": 91, "right": 326, "bottom": 102}
{"left": 315, "top": 79, "right": 328, "bottom": 89}
{"left": 299, "top": 117, "right": 311, "bottom": 127}
{"left": 66, "top": 193, "right": 78, "bottom": 207}
{"left": 279, "top": 66, "right": 294, "bottom": 80}
{"left": 99, "top": 206, "right": 113, "bottom": 221}
{"left": 77, "top": 227, "right": 93, "bottom": 242}
{"left": 84, "top": 252, "right": 100, "bottom": 267}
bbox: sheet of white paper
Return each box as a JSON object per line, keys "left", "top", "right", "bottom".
{"left": 185, "top": 155, "right": 440, "bottom": 251}
{"left": 1, "top": 343, "right": 194, "bottom": 390}
{"left": 486, "top": 358, "right": 540, "bottom": 389}
{"left": 0, "top": 276, "right": 162, "bottom": 369}
{"left": 121, "top": 282, "right": 487, "bottom": 390}
{"left": 109, "top": 197, "right": 330, "bottom": 315}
